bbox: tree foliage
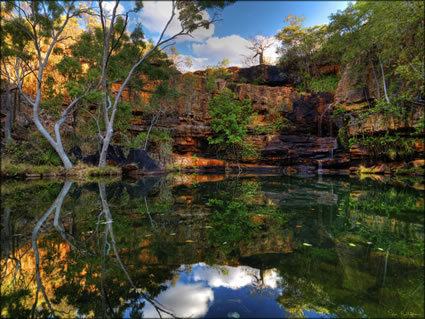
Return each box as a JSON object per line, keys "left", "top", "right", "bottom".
{"left": 276, "top": 14, "right": 327, "bottom": 84}
{"left": 276, "top": 2, "right": 424, "bottom": 101}
{"left": 207, "top": 88, "right": 258, "bottom": 161}
{"left": 208, "top": 88, "right": 253, "bottom": 146}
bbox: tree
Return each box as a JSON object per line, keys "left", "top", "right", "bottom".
{"left": 207, "top": 88, "right": 256, "bottom": 163}
{"left": 325, "top": 1, "right": 424, "bottom": 102}
{"left": 0, "top": 7, "right": 33, "bottom": 143}
{"left": 246, "top": 35, "right": 276, "bottom": 66}
{"left": 65, "top": 7, "right": 174, "bottom": 157}
{"left": 95, "top": 0, "right": 235, "bottom": 167}
{"left": 167, "top": 46, "right": 193, "bottom": 71}
{"left": 276, "top": 14, "right": 327, "bottom": 85}
{"left": 1, "top": 1, "right": 89, "bottom": 169}
{"left": 144, "top": 81, "right": 179, "bottom": 149}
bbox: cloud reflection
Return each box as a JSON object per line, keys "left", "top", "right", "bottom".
{"left": 142, "top": 282, "right": 214, "bottom": 318}
{"left": 134, "top": 263, "right": 282, "bottom": 318}
{"left": 191, "top": 263, "right": 281, "bottom": 290}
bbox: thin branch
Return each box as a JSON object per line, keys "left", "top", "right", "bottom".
{"left": 109, "top": 11, "right": 129, "bottom": 55}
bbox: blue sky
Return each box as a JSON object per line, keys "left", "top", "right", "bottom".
{"left": 117, "top": 1, "right": 351, "bottom": 71}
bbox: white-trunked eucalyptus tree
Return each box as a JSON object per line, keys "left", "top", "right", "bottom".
{"left": 95, "top": 0, "right": 234, "bottom": 167}
{"left": 1, "top": 1, "right": 90, "bottom": 169}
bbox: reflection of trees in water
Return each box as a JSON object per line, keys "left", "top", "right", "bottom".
{"left": 98, "top": 182, "right": 177, "bottom": 318}
{"left": 1, "top": 176, "right": 423, "bottom": 318}
{"left": 1, "top": 181, "right": 179, "bottom": 319}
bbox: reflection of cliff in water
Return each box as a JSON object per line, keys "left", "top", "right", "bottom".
{"left": 1, "top": 175, "right": 424, "bottom": 318}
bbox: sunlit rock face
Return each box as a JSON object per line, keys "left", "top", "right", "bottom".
{"left": 346, "top": 105, "right": 424, "bottom": 136}
{"left": 334, "top": 63, "right": 381, "bottom": 105}
{"left": 126, "top": 67, "right": 344, "bottom": 168}
{"left": 121, "top": 63, "right": 423, "bottom": 171}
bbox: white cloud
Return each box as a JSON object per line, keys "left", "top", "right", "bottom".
{"left": 123, "top": 264, "right": 282, "bottom": 317}
{"left": 173, "top": 54, "right": 209, "bottom": 72}
{"left": 191, "top": 35, "right": 279, "bottom": 70}
{"left": 192, "top": 35, "right": 251, "bottom": 67}
{"left": 193, "top": 265, "right": 256, "bottom": 289}
{"left": 191, "top": 263, "right": 281, "bottom": 290}
{"left": 138, "top": 1, "right": 214, "bottom": 43}
{"left": 142, "top": 283, "right": 214, "bottom": 318}
{"left": 101, "top": 1, "right": 125, "bottom": 16}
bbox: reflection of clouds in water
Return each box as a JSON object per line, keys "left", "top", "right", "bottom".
{"left": 191, "top": 263, "right": 282, "bottom": 290}
{"left": 140, "top": 264, "right": 282, "bottom": 317}
{"left": 263, "top": 269, "right": 282, "bottom": 289}
{"left": 192, "top": 263, "right": 255, "bottom": 288}
{"left": 143, "top": 283, "right": 213, "bottom": 318}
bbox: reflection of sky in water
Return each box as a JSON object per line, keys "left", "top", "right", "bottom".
{"left": 124, "top": 263, "right": 332, "bottom": 318}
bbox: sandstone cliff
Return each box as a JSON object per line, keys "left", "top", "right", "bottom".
{"left": 135, "top": 64, "right": 422, "bottom": 174}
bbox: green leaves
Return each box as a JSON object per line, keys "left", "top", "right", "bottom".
{"left": 277, "top": 2, "right": 424, "bottom": 99}
{"left": 326, "top": 1, "right": 424, "bottom": 99}
{"left": 64, "top": 81, "right": 84, "bottom": 99}
{"left": 207, "top": 88, "right": 257, "bottom": 160}
{"left": 57, "top": 56, "right": 82, "bottom": 79}
{"left": 208, "top": 88, "right": 252, "bottom": 144}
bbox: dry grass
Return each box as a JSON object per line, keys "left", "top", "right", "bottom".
{"left": 1, "top": 158, "right": 61, "bottom": 177}
{"left": 1, "top": 158, "right": 122, "bottom": 179}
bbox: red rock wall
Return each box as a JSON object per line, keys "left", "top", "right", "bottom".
{"left": 128, "top": 71, "right": 346, "bottom": 170}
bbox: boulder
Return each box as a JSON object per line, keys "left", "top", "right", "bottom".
{"left": 335, "top": 64, "right": 379, "bottom": 105}
{"left": 373, "top": 164, "right": 389, "bottom": 174}
{"left": 236, "top": 64, "right": 289, "bottom": 86}
{"left": 82, "top": 152, "right": 99, "bottom": 166}
{"left": 123, "top": 149, "right": 160, "bottom": 171}
{"left": 78, "top": 144, "right": 127, "bottom": 166}
{"left": 70, "top": 146, "right": 83, "bottom": 160}
{"left": 107, "top": 144, "right": 126, "bottom": 165}
{"left": 389, "top": 162, "right": 408, "bottom": 172}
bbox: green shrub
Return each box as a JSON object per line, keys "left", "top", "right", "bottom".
{"left": 208, "top": 88, "right": 258, "bottom": 161}
{"left": 84, "top": 166, "right": 121, "bottom": 177}
{"left": 252, "top": 77, "right": 265, "bottom": 85}
{"left": 349, "top": 132, "right": 416, "bottom": 160}
{"left": 253, "top": 117, "right": 289, "bottom": 135}
{"left": 297, "top": 74, "right": 340, "bottom": 93}
{"left": 3, "top": 136, "right": 62, "bottom": 166}
{"left": 206, "top": 76, "right": 216, "bottom": 93}
{"left": 337, "top": 128, "right": 349, "bottom": 150}
{"left": 413, "top": 116, "right": 425, "bottom": 136}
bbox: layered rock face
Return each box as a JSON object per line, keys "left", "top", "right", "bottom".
{"left": 334, "top": 64, "right": 424, "bottom": 170}
{"left": 126, "top": 64, "right": 422, "bottom": 173}
{"left": 128, "top": 66, "right": 349, "bottom": 172}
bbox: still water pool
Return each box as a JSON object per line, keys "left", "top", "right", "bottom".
{"left": 1, "top": 174, "right": 424, "bottom": 318}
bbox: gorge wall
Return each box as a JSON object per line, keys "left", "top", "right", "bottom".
{"left": 2, "top": 64, "right": 422, "bottom": 175}
{"left": 128, "top": 64, "right": 424, "bottom": 175}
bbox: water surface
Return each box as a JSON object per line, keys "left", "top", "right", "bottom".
{"left": 1, "top": 174, "right": 424, "bottom": 318}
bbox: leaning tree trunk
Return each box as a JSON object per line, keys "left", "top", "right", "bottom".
{"left": 28, "top": 88, "right": 77, "bottom": 170}
{"left": 379, "top": 57, "right": 390, "bottom": 104}
{"left": 98, "top": 123, "right": 113, "bottom": 168}
{"left": 144, "top": 112, "right": 160, "bottom": 150}
{"left": 4, "top": 87, "right": 13, "bottom": 143}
